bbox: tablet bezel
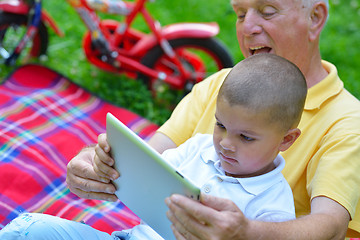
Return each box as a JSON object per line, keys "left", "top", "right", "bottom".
{"left": 106, "top": 112, "right": 200, "bottom": 240}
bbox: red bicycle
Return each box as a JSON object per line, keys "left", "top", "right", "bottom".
{"left": 0, "top": 0, "right": 233, "bottom": 103}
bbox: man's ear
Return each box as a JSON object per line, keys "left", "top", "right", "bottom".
{"left": 279, "top": 128, "right": 301, "bottom": 152}
{"left": 309, "top": 2, "right": 328, "bottom": 42}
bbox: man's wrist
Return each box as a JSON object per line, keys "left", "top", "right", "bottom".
{"left": 242, "top": 220, "right": 277, "bottom": 240}
{"left": 244, "top": 219, "right": 261, "bottom": 239}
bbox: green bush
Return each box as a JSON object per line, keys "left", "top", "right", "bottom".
{"left": 1, "top": 0, "right": 359, "bottom": 125}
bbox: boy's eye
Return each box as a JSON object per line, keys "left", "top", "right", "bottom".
{"left": 241, "top": 134, "right": 254, "bottom": 142}
{"left": 215, "top": 122, "right": 225, "bottom": 129}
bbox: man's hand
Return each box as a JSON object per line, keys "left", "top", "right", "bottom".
{"left": 66, "top": 138, "right": 118, "bottom": 202}
{"left": 165, "top": 193, "right": 250, "bottom": 240}
{"left": 166, "top": 194, "right": 350, "bottom": 240}
{"left": 66, "top": 132, "right": 176, "bottom": 203}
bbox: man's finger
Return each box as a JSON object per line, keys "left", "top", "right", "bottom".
{"left": 166, "top": 196, "right": 212, "bottom": 239}
{"left": 71, "top": 175, "right": 116, "bottom": 194}
{"left": 93, "top": 153, "right": 119, "bottom": 180}
{"left": 69, "top": 187, "right": 118, "bottom": 202}
{"left": 66, "top": 172, "right": 117, "bottom": 201}
{"left": 200, "top": 193, "right": 240, "bottom": 212}
{"left": 98, "top": 133, "right": 110, "bottom": 153}
{"left": 170, "top": 224, "right": 200, "bottom": 240}
{"left": 168, "top": 194, "right": 219, "bottom": 224}
{"left": 170, "top": 225, "right": 187, "bottom": 240}
{"left": 167, "top": 207, "right": 202, "bottom": 240}
{"left": 95, "top": 143, "right": 115, "bottom": 167}
{"left": 68, "top": 157, "right": 110, "bottom": 183}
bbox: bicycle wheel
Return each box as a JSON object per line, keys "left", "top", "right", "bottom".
{"left": 139, "top": 37, "right": 233, "bottom": 108}
{"left": 0, "top": 12, "right": 48, "bottom": 66}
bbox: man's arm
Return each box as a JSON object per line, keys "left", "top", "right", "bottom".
{"left": 148, "top": 132, "right": 177, "bottom": 154}
{"left": 166, "top": 194, "right": 350, "bottom": 240}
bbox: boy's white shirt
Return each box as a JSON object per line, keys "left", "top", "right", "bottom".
{"left": 122, "top": 133, "right": 295, "bottom": 239}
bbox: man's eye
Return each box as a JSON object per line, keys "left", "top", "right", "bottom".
{"left": 236, "top": 10, "right": 246, "bottom": 21}
{"left": 237, "top": 14, "right": 246, "bottom": 21}
{"left": 261, "top": 6, "right": 277, "bottom": 18}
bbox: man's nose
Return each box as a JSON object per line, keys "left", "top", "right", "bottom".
{"left": 242, "top": 10, "right": 263, "bottom": 36}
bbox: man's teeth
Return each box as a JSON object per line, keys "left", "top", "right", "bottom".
{"left": 250, "top": 46, "right": 265, "bottom": 50}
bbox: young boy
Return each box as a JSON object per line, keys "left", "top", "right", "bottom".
{"left": 0, "top": 54, "right": 307, "bottom": 240}
{"left": 116, "top": 53, "right": 307, "bottom": 239}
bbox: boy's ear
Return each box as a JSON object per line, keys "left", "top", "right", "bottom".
{"left": 279, "top": 128, "right": 301, "bottom": 152}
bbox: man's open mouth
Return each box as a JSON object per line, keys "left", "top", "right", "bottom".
{"left": 250, "top": 46, "right": 272, "bottom": 55}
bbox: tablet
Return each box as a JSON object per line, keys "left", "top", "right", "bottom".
{"left": 106, "top": 112, "right": 200, "bottom": 240}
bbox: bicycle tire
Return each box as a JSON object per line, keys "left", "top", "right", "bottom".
{"left": 138, "top": 37, "right": 233, "bottom": 108}
{"left": 139, "top": 37, "right": 233, "bottom": 87}
{"left": 0, "top": 12, "right": 48, "bottom": 65}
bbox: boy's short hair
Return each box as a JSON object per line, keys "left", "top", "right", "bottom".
{"left": 218, "top": 54, "right": 307, "bottom": 132}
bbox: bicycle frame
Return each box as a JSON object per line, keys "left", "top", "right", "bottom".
{"left": 0, "top": 0, "right": 227, "bottom": 90}
{"left": 68, "top": 0, "right": 220, "bottom": 89}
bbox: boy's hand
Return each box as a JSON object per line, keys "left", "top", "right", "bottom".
{"left": 93, "top": 133, "right": 120, "bottom": 181}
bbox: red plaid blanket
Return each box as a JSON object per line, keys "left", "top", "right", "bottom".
{"left": 0, "top": 64, "right": 158, "bottom": 234}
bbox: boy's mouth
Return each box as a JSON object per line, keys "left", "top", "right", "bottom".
{"left": 219, "top": 152, "right": 238, "bottom": 164}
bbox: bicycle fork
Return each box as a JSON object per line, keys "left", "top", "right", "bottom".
{"left": 2, "top": 0, "right": 42, "bottom": 66}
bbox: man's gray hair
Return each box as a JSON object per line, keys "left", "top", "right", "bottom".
{"left": 302, "top": 0, "right": 329, "bottom": 9}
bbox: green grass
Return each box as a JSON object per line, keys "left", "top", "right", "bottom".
{"left": 1, "top": 0, "right": 359, "bottom": 125}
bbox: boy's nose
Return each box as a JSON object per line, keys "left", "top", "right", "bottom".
{"left": 220, "top": 137, "right": 236, "bottom": 152}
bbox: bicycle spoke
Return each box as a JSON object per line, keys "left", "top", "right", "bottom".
{"left": 0, "top": 47, "right": 10, "bottom": 59}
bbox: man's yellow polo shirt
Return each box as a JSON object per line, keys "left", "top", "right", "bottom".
{"left": 158, "top": 61, "right": 360, "bottom": 237}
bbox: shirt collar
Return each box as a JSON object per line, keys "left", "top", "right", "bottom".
{"left": 200, "top": 148, "right": 286, "bottom": 195}
{"left": 304, "top": 60, "right": 343, "bottom": 110}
